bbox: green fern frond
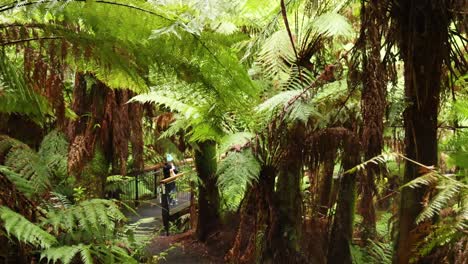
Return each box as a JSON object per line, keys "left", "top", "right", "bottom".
{"left": 416, "top": 177, "right": 464, "bottom": 223}
{"left": 403, "top": 172, "right": 439, "bottom": 189}
{"left": 256, "top": 89, "right": 304, "bottom": 114}
{"left": 312, "top": 12, "right": 354, "bottom": 37}
{"left": 38, "top": 130, "right": 69, "bottom": 180}
{"left": 287, "top": 100, "right": 322, "bottom": 124}
{"left": 345, "top": 152, "right": 397, "bottom": 175}
{"left": 158, "top": 117, "right": 189, "bottom": 140}
{"left": 257, "top": 29, "right": 296, "bottom": 80}
{"left": 0, "top": 206, "right": 57, "bottom": 249}
{"left": 4, "top": 143, "right": 52, "bottom": 193}
{"left": 367, "top": 240, "right": 392, "bottom": 264}
{"left": 40, "top": 244, "right": 87, "bottom": 264}
{"left": 217, "top": 149, "right": 260, "bottom": 211}
{"left": 218, "top": 132, "right": 254, "bottom": 154}
{"left": 0, "top": 166, "right": 35, "bottom": 196}
{"left": 44, "top": 199, "right": 125, "bottom": 239}
{"left": 129, "top": 91, "right": 201, "bottom": 120}
{"left": 0, "top": 51, "right": 51, "bottom": 121}
{"left": 217, "top": 149, "right": 260, "bottom": 191}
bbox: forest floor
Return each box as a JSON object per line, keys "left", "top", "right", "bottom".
{"left": 126, "top": 198, "right": 232, "bottom": 263}
{"left": 145, "top": 231, "right": 226, "bottom": 264}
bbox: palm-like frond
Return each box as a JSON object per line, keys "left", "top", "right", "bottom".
{"left": 217, "top": 149, "right": 261, "bottom": 210}
{"left": 0, "top": 51, "right": 50, "bottom": 121}
{"left": 3, "top": 138, "right": 51, "bottom": 193}
{"left": 129, "top": 90, "right": 201, "bottom": 120}
{"left": 218, "top": 132, "right": 254, "bottom": 154}
{"left": 312, "top": 12, "right": 353, "bottom": 37}
{"left": 0, "top": 206, "right": 58, "bottom": 249}
{"left": 0, "top": 131, "right": 69, "bottom": 195}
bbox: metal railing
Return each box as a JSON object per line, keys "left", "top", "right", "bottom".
{"left": 106, "top": 162, "right": 194, "bottom": 235}
{"left": 159, "top": 167, "right": 194, "bottom": 235}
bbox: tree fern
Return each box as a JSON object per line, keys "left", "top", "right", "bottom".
{"left": 0, "top": 206, "right": 57, "bottom": 249}
{"left": 217, "top": 149, "right": 260, "bottom": 210}
{"left": 0, "top": 132, "right": 70, "bottom": 196}
{"left": 41, "top": 244, "right": 91, "bottom": 264}
{"left": 218, "top": 132, "right": 254, "bottom": 154}
{"left": 4, "top": 141, "right": 51, "bottom": 193}
{"left": 404, "top": 173, "right": 467, "bottom": 224}
{"left": 0, "top": 166, "right": 35, "bottom": 197}
{"left": 0, "top": 50, "right": 50, "bottom": 121}
{"left": 312, "top": 12, "right": 354, "bottom": 37}
{"left": 38, "top": 130, "right": 69, "bottom": 181}
{"left": 129, "top": 90, "right": 201, "bottom": 120}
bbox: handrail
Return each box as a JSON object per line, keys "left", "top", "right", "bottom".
{"left": 159, "top": 167, "right": 196, "bottom": 184}
{"left": 142, "top": 158, "right": 194, "bottom": 172}
{"left": 159, "top": 171, "right": 188, "bottom": 184}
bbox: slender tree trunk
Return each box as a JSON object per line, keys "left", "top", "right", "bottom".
{"left": 271, "top": 124, "right": 306, "bottom": 262}
{"left": 327, "top": 133, "right": 359, "bottom": 264}
{"left": 129, "top": 100, "right": 144, "bottom": 172}
{"left": 194, "top": 140, "right": 221, "bottom": 241}
{"left": 111, "top": 90, "right": 130, "bottom": 175}
{"left": 227, "top": 166, "right": 277, "bottom": 263}
{"left": 393, "top": 1, "right": 448, "bottom": 263}
{"left": 274, "top": 154, "right": 304, "bottom": 261}
{"left": 319, "top": 151, "right": 336, "bottom": 216}
{"left": 358, "top": 0, "right": 388, "bottom": 241}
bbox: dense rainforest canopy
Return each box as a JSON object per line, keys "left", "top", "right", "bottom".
{"left": 0, "top": 0, "right": 467, "bottom": 263}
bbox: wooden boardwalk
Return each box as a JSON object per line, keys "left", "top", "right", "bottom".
{"left": 125, "top": 193, "right": 191, "bottom": 241}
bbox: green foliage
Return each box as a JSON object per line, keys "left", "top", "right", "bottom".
{"left": 38, "top": 130, "right": 69, "bottom": 182}
{"left": 0, "top": 50, "right": 51, "bottom": 121}
{"left": 0, "top": 206, "right": 58, "bottom": 249}
{"left": 40, "top": 244, "right": 94, "bottom": 264}
{"left": 366, "top": 240, "right": 392, "bottom": 264}
{"left": 0, "top": 131, "right": 70, "bottom": 196}
{"left": 0, "top": 135, "right": 51, "bottom": 194}
{"left": 218, "top": 132, "right": 254, "bottom": 154}
{"left": 0, "top": 198, "right": 137, "bottom": 263}
{"left": 217, "top": 149, "right": 260, "bottom": 210}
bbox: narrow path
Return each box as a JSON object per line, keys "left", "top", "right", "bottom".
{"left": 124, "top": 193, "right": 191, "bottom": 241}
{"left": 125, "top": 199, "right": 164, "bottom": 242}
{"left": 124, "top": 195, "right": 220, "bottom": 263}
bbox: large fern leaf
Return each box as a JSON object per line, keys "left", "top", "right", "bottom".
{"left": 0, "top": 206, "right": 57, "bottom": 249}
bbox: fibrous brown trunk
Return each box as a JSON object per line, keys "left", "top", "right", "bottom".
{"left": 129, "top": 99, "right": 144, "bottom": 172}
{"left": 272, "top": 124, "right": 306, "bottom": 262}
{"left": 227, "top": 166, "right": 277, "bottom": 263}
{"left": 327, "top": 133, "right": 359, "bottom": 264}
{"left": 111, "top": 90, "right": 130, "bottom": 175}
{"left": 393, "top": 1, "right": 448, "bottom": 263}
{"left": 194, "top": 140, "right": 221, "bottom": 241}
{"left": 358, "top": 0, "right": 388, "bottom": 241}
{"left": 319, "top": 150, "right": 336, "bottom": 216}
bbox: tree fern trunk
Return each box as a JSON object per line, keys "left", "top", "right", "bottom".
{"left": 319, "top": 151, "right": 336, "bottom": 216}
{"left": 274, "top": 155, "right": 304, "bottom": 261}
{"left": 129, "top": 99, "right": 144, "bottom": 172}
{"left": 358, "top": 0, "right": 391, "bottom": 242}
{"left": 327, "top": 133, "right": 359, "bottom": 264}
{"left": 194, "top": 140, "right": 220, "bottom": 241}
{"left": 393, "top": 1, "right": 448, "bottom": 263}
{"left": 271, "top": 123, "right": 306, "bottom": 262}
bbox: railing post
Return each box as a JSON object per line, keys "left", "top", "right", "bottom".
{"left": 154, "top": 170, "right": 158, "bottom": 198}
{"left": 135, "top": 173, "right": 139, "bottom": 207}
{"left": 161, "top": 183, "right": 170, "bottom": 236}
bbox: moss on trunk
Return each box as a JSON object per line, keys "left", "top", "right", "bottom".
{"left": 194, "top": 140, "right": 221, "bottom": 241}
{"left": 327, "top": 134, "right": 359, "bottom": 264}
{"left": 393, "top": 1, "right": 448, "bottom": 262}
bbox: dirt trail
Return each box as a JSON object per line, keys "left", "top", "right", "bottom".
{"left": 126, "top": 199, "right": 224, "bottom": 263}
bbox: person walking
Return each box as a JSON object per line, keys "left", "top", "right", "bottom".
{"left": 163, "top": 154, "right": 178, "bottom": 205}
